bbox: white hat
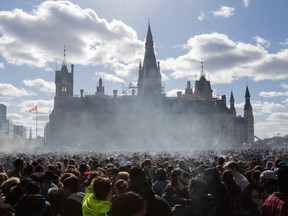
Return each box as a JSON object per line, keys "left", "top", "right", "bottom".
{"left": 260, "top": 170, "right": 277, "bottom": 180}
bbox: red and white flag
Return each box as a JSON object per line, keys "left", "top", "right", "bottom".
{"left": 29, "top": 106, "right": 37, "bottom": 113}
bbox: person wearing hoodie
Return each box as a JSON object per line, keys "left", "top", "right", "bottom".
{"left": 82, "top": 176, "right": 112, "bottom": 216}
{"left": 14, "top": 179, "right": 54, "bottom": 216}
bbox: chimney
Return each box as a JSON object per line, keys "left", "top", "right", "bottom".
{"left": 177, "top": 91, "right": 182, "bottom": 99}
{"left": 222, "top": 95, "right": 226, "bottom": 106}
{"left": 71, "top": 64, "right": 74, "bottom": 74}
{"left": 113, "top": 90, "right": 118, "bottom": 98}
{"left": 80, "top": 89, "right": 84, "bottom": 98}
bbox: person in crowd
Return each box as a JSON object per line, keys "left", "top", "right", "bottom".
{"left": 9, "top": 158, "right": 25, "bottom": 178}
{"left": 5, "top": 177, "right": 32, "bottom": 207}
{"left": 41, "top": 170, "right": 59, "bottom": 198}
{"left": 140, "top": 159, "right": 154, "bottom": 182}
{"left": 108, "top": 191, "right": 146, "bottom": 216}
{"left": 61, "top": 174, "right": 84, "bottom": 216}
{"left": 0, "top": 172, "right": 8, "bottom": 187}
{"left": 259, "top": 170, "right": 278, "bottom": 195}
{"left": 152, "top": 168, "right": 168, "bottom": 197}
{"left": 0, "top": 202, "right": 15, "bottom": 216}
{"left": 126, "top": 166, "right": 172, "bottom": 216}
{"left": 241, "top": 170, "right": 265, "bottom": 216}
{"left": 203, "top": 167, "right": 230, "bottom": 216}
{"left": 0, "top": 177, "right": 20, "bottom": 205}
{"left": 82, "top": 176, "right": 112, "bottom": 216}
{"left": 173, "top": 176, "right": 217, "bottom": 216}
{"left": 261, "top": 164, "right": 288, "bottom": 216}
{"left": 221, "top": 170, "right": 242, "bottom": 216}
{"left": 224, "top": 161, "right": 250, "bottom": 191}
{"left": 14, "top": 179, "right": 54, "bottom": 216}
{"left": 162, "top": 168, "right": 189, "bottom": 207}
{"left": 113, "top": 179, "right": 128, "bottom": 197}
{"left": 116, "top": 171, "right": 130, "bottom": 182}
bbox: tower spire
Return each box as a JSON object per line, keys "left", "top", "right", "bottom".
{"left": 244, "top": 85, "right": 254, "bottom": 144}
{"left": 244, "top": 85, "right": 252, "bottom": 110}
{"left": 230, "top": 90, "right": 236, "bottom": 115}
{"left": 137, "top": 23, "right": 161, "bottom": 97}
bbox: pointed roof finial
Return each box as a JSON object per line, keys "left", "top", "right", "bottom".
{"left": 62, "top": 45, "right": 67, "bottom": 66}
{"left": 230, "top": 90, "right": 235, "bottom": 102}
{"left": 245, "top": 85, "right": 250, "bottom": 98}
{"left": 200, "top": 58, "right": 205, "bottom": 77}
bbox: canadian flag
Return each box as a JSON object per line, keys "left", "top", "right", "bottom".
{"left": 29, "top": 106, "right": 37, "bottom": 113}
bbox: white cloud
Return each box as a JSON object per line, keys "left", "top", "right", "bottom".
{"left": 211, "top": 6, "right": 235, "bottom": 18}
{"left": 267, "top": 112, "right": 288, "bottom": 122}
{"left": 197, "top": 11, "right": 207, "bottom": 22}
{"left": 242, "top": 0, "right": 249, "bottom": 7}
{"left": 23, "top": 78, "right": 55, "bottom": 93}
{"left": 166, "top": 89, "right": 183, "bottom": 97}
{"left": 252, "top": 101, "right": 285, "bottom": 114}
{"left": 280, "top": 39, "right": 288, "bottom": 47}
{"left": 282, "top": 98, "right": 288, "bottom": 104}
{"left": 0, "top": 62, "right": 4, "bottom": 69}
{"left": 0, "top": 1, "right": 143, "bottom": 78}
{"left": 259, "top": 91, "right": 288, "bottom": 98}
{"left": 254, "top": 120, "right": 287, "bottom": 138}
{"left": 0, "top": 83, "right": 36, "bottom": 98}
{"left": 280, "top": 83, "right": 288, "bottom": 89}
{"left": 95, "top": 71, "right": 124, "bottom": 83}
{"left": 253, "top": 36, "right": 270, "bottom": 48}
{"left": 160, "top": 32, "right": 288, "bottom": 83}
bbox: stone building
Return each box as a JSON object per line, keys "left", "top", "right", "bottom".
{"left": 45, "top": 24, "right": 254, "bottom": 151}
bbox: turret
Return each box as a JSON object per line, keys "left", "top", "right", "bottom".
{"left": 194, "top": 60, "right": 213, "bottom": 100}
{"left": 55, "top": 46, "right": 74, "bottom": 98}
{"left": 96, "top": 78, "right": 105, "bottom": 95}
{"left": 185, "top": 81, "right": 193, "bottom": 95}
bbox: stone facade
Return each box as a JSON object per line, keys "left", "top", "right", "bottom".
{"left": 45, "top": 25, "right": 254, "bottom": 151}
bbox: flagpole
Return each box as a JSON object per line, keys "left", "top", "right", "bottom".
{"left": 36, "top": 107, "right": 38, "bottom": 138}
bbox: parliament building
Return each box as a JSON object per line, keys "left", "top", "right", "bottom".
{"left": 44, "top": 25, "right": 254, "bottom": 151}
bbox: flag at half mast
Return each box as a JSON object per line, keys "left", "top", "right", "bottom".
{"left": 29, "top": 106, "right": 37, "bottom": 113}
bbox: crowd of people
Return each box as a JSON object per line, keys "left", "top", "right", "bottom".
{"left": 0, "top": 146, "right": 288, "bottom": 216}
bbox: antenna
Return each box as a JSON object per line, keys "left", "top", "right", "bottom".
{"left": 64, "top": 45, "right": 66, "bottom": 61}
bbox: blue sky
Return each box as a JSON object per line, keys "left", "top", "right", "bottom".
{"left": 0, "top": 0, "right": 288, "bottom": 139}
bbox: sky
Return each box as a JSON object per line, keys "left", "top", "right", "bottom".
{"left": 0, "top": 0, "right": 288, "bottom": 140}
